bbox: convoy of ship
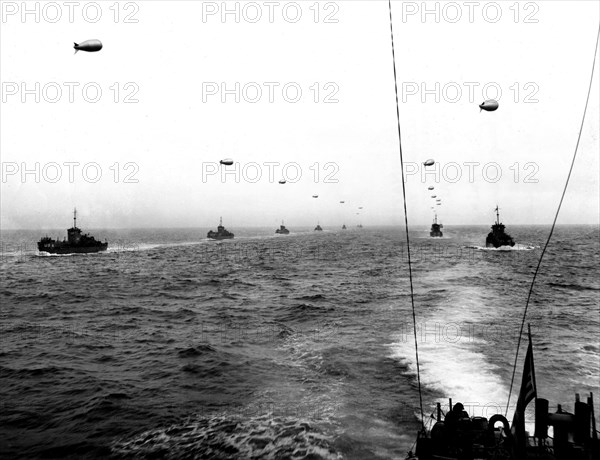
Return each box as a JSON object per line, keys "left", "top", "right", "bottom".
{"left": 30, "top": 190, "right": 593, "bottom": 457}
{"left": 20, "top": 7, "right": 596, "bottom": 460}
{"left": 36, "top": 205, "right": 521, "bottom": 254}
{"left": 30, "top": 64, "right": 594, "bottom": 460}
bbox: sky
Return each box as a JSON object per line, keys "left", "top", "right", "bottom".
{"left": 1, "top": 0, "right": 599, "bottom": 229}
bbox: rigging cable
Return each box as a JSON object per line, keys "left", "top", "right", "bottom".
{"left": 505, "top": 23, "right": 600, "bottom": 417}
{"left": 387, "top": 0, "right": 425, "bottom": 429}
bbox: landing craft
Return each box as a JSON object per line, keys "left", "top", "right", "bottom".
{"left": 279, "top": 180, "right": 286, "bottom": 184}
{"left": 220, "top": 159, "right": 234, "bottom": 166}
{"left": 340, "top": 201, "right": 345, "bottom": 204}
{"left": 431, "top": 195, "right": 437, "bottom": 198}
{"left": 358, "top": 207, "right": 363, "bottom": 209}
{"left": 312, "top": 195, "right": 319, "bottom": 198}
{"left": 423, "top": 159, "right": 435, "bottom": 167}
{"left": 479, "top": 99, "right": 499, "bottom": 112}
{"left": 428, "top": 186, "right": 434, "bottom": 190}
{"left": 74, "top": 39, "right": 102, "bottom": 54}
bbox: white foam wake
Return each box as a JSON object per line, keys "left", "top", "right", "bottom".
{"left": 389, "top": 284, "right": 510, "bottom": 420}
{"left": 467, "top": 243, "right": 537, "bottom": 251}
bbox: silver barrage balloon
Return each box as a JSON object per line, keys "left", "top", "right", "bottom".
{"left": 74, "top": 39, "right": 102, "bottom": 54}
{"left": 479, "top": 99, "right": 499, "bottom": 112}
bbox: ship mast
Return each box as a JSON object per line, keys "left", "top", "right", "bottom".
{"left": 495, "top": 205, "right": 500, "bottom": 225}
{"left": 73, "top": 207, "right": 77, "bottom": 228}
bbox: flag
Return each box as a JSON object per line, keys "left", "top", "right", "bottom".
{"left": 512, "top": 330, "right": 537, "bottom": 456}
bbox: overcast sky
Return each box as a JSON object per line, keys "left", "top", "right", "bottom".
{"left": 1, "top": 0, "right": 599, "bottom": 229}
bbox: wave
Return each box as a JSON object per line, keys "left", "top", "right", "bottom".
{"left": 547, "top": 282, "right": 600, "bottom": 291}
{"left": 177, "top": 345, "right": 217, "bottom": 357}
{"left": 111, "top": 414, "right": 342, "bottom": 459}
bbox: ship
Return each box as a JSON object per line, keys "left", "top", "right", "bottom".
{"left": 486, "top": 206, "right": 515, "bottom": 248}
{"left": 275, "top": 221, "right": 290, "bottom": 235}
{"left": 407, "top": 328, "right": 599, "bottom": 460}
{"left": 314, "top": 224, "right": 323, "bottom": 231}
{"left": 207, "top": 217, "right": 234, "bottom": 240}
{"left": 357, "top": 224, "right": 363, "bottom": 228}
{"left": 342, "top": 224, "right": 347, "bottom": 230}
{"left": 429, "top": 214, "right": 443, "bottom": 238}
{"left": 37, "top": 208, "right": 108, "bottom": 254}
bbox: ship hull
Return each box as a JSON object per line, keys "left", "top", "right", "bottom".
{"left": 485, "top": 219, "right": 515, "bottom": 248}
{"left": 430, "top": 223, "right": 443, "bottom": 237}
{"left": 275, "top": 230, "right": 289, "bottom": 235}
{"left": 207, "top": 222, "right": 234, "bottom": 240}
{"left": 207, "top": 234, "right": 234, "bottom": 240}
{"left": 485, "top": 234, "right": 515, "bottom": 248}
{"left": 38, "top": 243, "right": 108, "bottom": 254}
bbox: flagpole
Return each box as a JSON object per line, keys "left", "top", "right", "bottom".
{"left": 528, "top": 324, "right": 537, "bottom": 398}
{"left": 528, "top": 323, "right": 538, "bottom": 451}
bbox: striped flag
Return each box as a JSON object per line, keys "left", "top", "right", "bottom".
{"left": 512, "top": 331, "right": 537, "bottom": 453}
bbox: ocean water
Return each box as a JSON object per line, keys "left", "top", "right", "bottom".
{"left": 0, "top": 225, "right": 598, "bottom": 459}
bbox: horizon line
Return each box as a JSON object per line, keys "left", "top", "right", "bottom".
{"left": 1, "top": 223, "right": 599, "bottom": 232}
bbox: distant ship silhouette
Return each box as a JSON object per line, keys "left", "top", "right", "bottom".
{"left": 430, "top": 214, "right": 443, "bottom": 238}
{"left": 207, "top": 217, "right": 234, "bottom": 240}
{"left": 275, "top": 221, "right": 290, "bottom": 234}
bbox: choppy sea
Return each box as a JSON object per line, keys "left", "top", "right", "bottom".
{"left": 1, "top": 225, "right": 598, "bottom": 459}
